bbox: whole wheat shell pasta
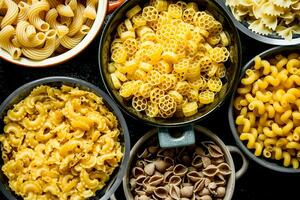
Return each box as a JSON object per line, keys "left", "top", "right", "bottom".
{"left": 0, "top": 25, "right": 21, "bottom": 59}
{"left": 27, "top": 0, "right": 50, "bottom": 31}
{"left": 17, "top": 1, "right": 30, "bottom": 22}
{"left": 16, "top": 21, "right": 46, "bottom": 47}
{"left": 1, "top": 0, "right": 18, "bottom": 29}
{"left": 67, "top": 3, "right": 84, "bottom": 36}
{"left": 45, "top": 8, "right": 69, "bottom": 37}
{"left": 83, "top": 0, "right": 97, "bottom": 20}
{"left": 22, "top": 29, "right": 57, "bottom": 60}
{"left": 60, "top": 25, "right": 89, "bottom": 49}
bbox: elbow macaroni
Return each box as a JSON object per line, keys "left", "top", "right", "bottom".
{"left": 0, "top": 0, "right": 98, "bottom": 60}
{"left": 234, "top": 53, "right": 300, "bottom": 169}
{"left": 0, "top": 85, "right": 124, "bottom": 199}
{"left": 108, "top": 0, "right": 231, "bottom": 118}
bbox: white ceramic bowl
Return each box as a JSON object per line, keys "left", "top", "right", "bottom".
{"left": 0, "top": 0, "right": 123, "bottom": 67}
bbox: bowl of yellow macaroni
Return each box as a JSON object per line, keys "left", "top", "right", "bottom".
{"left": 0, "top": 0, "right": 124, "bottom": 67}
{"left": 99, "top": 0, "right": 241, "bottom": 147}
{"left": 0, "top": 76, "right": 130, "bottom": 199}
{"left": 229, "top": 45, "right": 300, "bottom": 173}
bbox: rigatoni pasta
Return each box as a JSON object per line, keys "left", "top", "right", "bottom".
{"left": 0, "top": 0, "right": 98, "bottom": 60}
{"left": 108, "top": 0, "right": 231, "bottom": 118}
{"left": 234, "top": 53, "right": 300, "bottom": 169}
{"left": 0, "top": 85, "right": 123, "bottom": 199}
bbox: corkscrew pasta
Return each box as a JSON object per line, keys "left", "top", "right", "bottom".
{"left": 0, "top": 0, "right": 98, "bottom": 60}
{"left": 225, "top": 0, "right": 300, "bottom": 40}
{"left": 0, "top": 85, "right": 123, "bottom": 199}
{"left": 234, "top": 53, "right": 300, "bottom": 169}
{"left": 108, "top": 0, "right": 231, "bottom": 119}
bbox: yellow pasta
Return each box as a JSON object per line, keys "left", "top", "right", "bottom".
{"left": 0, "top": 0, "right": 97, "bottom": 60}
{"left": 226, "top": 0, "right": 300, "bottom": 40}
{"left": 234, "top": 53, "right": 300, "bottom": 169}
{"left": 1, "top": 0, "right": 18, "bottom": 29}
{"left": 0, "top": 25, "right": 21, "bottom": 59}
{"left": 0, "top": 85, "right": 123, "bottom": 199}
{"left": 108, "top": 0, "right": 230, "bottom": 119}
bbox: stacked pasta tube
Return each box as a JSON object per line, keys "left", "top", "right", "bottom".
{"left": 234, "top": 53, "right": 300, "bottom": 169}
{"left": 108, "top": 0, "right": 231, "bottom": 119}
{"left": 0, "top": 0, "right": 97, "bottom": 60}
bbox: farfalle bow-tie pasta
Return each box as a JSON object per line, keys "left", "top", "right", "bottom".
{"left": 0, "top": 85, "right": 123, "bottom": 200}
{"left": 0, "top": 0, "right": 98, "bottom": 60}
{"left": 225, "top": 0, "right": 300, "bottom": 40}
{"left": 108, "top": 0, "right": 231, "bottom": 119}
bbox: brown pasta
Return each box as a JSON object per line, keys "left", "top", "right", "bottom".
{"left": 129, "top": 139, "right": 231, "bottom": 200}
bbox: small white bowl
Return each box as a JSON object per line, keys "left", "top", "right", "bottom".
{"left": 0, "top": 0, "right": 122, "bottom": 68}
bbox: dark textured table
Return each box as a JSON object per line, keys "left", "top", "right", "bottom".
{"left": 0, "top": 28, "right": 299, "bottom": 200}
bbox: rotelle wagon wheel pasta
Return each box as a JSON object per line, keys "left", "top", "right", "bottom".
{"left": 108, "top": 0, "right": 232, "bottom": 119}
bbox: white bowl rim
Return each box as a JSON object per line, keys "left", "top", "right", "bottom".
{"left": 0, "top": 0, "right": 107, "bottom": 67}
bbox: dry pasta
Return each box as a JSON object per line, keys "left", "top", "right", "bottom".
{"left": 108, "top": 0, "right": 230, "bottom": 119}
{"left": 0, "top": 0, "right": 98, "bottom": 60}
{"left": 0, "top": 85, "right": 124, "bottom": 199}
{"left": 225, "top": 0, "right": 300, "bottom": 40}
{"left": 234, "top": 53, "right": 300, "bottom": 169}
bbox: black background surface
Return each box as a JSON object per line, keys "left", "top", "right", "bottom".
{"left": 0, "top": 21, "right": 299, "bottom": 200}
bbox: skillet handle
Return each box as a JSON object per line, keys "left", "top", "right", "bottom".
{"left": 108, "top": 0, "right": 125, "bottom": 13}
{"left": 158, "top": 125, "right": 195, "bottom": 148}
{"left": 227, "top": 145, "right": 249, "bottom": 180}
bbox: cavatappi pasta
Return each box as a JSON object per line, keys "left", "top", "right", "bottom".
{"left": 225, "top": 0, "right": 300, "bottom": 40}
{"left": 0, "top": 0, "right": 98, "bottom": 60}
{"left": 108, "top": 0, "right": 231, "bottom": 119}
{"left": 0, "top": 85, "right": 123, "bottom": 199}
{"left": 234, "top": 53, "right": 300, "bottom": 169}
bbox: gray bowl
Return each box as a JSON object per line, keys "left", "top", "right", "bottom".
{"left": 217, "top": 0, "right": 300, "bottom": 45}
{"left": 228, "top": 46, "right": 300, "bottom": 173}
{"left": 123, "top": 126, "right": 248, "bottom": 200}
{"left": 0, "top": 76, "right": 131, "bottom": 200}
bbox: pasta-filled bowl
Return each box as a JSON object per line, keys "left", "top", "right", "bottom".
{"left": 229, "top": 45, "right": 300, "bottom": 173}
{"left": 218, "top": 0, "right": 300, "bottom": 45}
{"left": 0, "top": 0, "right": 124, "bottom": 67}
{"left": 0, "top": 76, "right": 130, "bottom": 199}
{"left": 99, "top": 0, "right": 241, "bottom": 128}
{"left": 123, "top": 126, "right": 248, "bottom": 200}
